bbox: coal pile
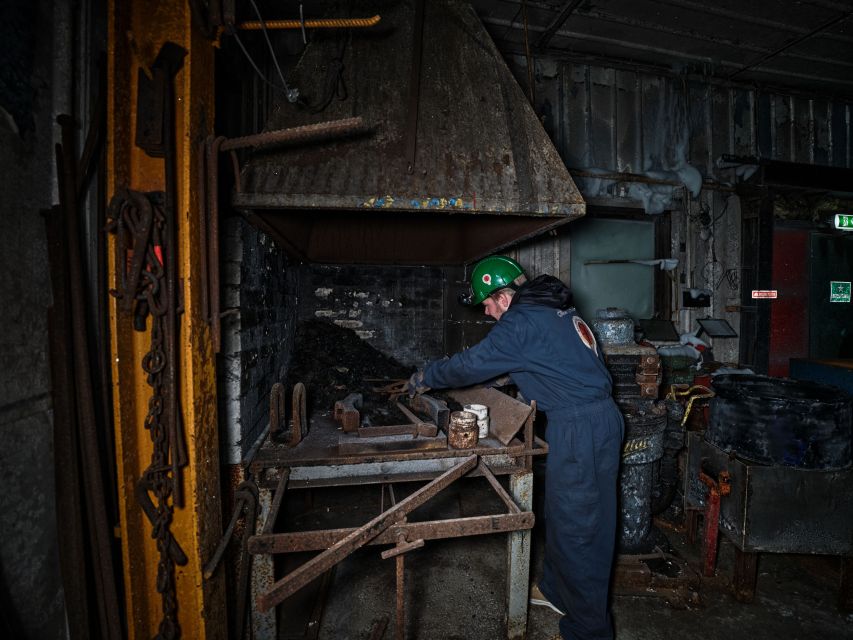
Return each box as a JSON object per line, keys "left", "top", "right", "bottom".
{"left": 289, "top": 318, "right": 414, "bottom": 419}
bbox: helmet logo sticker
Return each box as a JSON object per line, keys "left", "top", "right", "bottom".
{"left": 573, "top": 316, "right": 598, "bottom": 355}
{"left": 482, "top": 274, "right": 492, "bottom": 285}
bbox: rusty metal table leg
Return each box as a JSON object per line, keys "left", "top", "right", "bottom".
{"left": 252, "top": 483, "right": 277, "bottom": 639}
{"left": 506, "top": 470, "right": 533, "bottom": 640}
{"left": 733, "top": 548, "right": 758, "bottom": 603}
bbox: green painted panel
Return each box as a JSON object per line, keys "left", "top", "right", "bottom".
{"left": 569, "top": 218, "right": 655, "bottom": 321}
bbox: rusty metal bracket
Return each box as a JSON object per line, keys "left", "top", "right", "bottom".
{"left": 269, "top": 382, "right": 286, "bottom": 439}
{"left": 333, "top": 393, "right": 363, "bottom": 432}
{"left": 698, "top": 469, "right": 731, "bottom": 577}
{"left": 291, "top": 382, "right": 307, "bottom": 446}
{"left": 255, "top": 455, "right": 477, "bottom": 611}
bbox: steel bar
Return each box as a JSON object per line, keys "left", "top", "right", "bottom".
{"left": 477, "top": 462, "right": 521, "bottom": 514}
{"left": 395, "top": 552, "right": 405, "bottom": 640}
{"left": 380, "top": 533, "right": 425, "bottom": 560}
{"left": 305, "top": 567, "right": 336, "bottom": 640}
{"left": 395, "top": 401, "right": 429, "bottom": 428}
{"left": 248, "top": 512, "right": 534, "bottom": 554}
{"left": 196, "top": 140, "right": 210, "bottom": 324}
{"left": 205, "top": 134, "right": 225, "bottom": 353}
{"left": 256, "top": 455, "right": 477, "bottom": 611}
{"left": 220, "top": 117, "right": 366, "bottom": 151}
{"left": 404, "top": 0, "right": 425, "bottom": 174}
{"left": 203, "top": 490, "right": 249, "bottom": 579}
{"left": 358, "top": 424, "right": 438, "bottom": 438}
{"left": 44, "top": 205, "right": 90, "bottom": 637}
{"left": 253, "top": 439, "right": 532, "bottom": 467}
{"left": 237, "top": 15, "right": 381, "bottom": 30}
{"left": 262, "top": 468, "right": 290, "bottom": 535}
{"left": 56, "top": 116, "right": 123, "bottom": 640}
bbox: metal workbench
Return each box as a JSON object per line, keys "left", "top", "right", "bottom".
{"left": 247, "top": 407, "right": 546, "bottom": 640}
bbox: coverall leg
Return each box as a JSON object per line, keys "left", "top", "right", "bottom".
{"left": 539, "top": 398, "right": 624, "bottom": 640}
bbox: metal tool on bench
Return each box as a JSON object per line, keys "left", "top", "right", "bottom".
{"left": 333, "top": 394, "right": 440, "bottom": 438}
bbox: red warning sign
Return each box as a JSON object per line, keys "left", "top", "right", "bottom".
{"left": 751, "top": 290, "right": 778, "bottom": 299}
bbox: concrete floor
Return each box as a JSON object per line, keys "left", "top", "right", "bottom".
{"left": 274, "top": 472, "right": 853, "bottom": 640}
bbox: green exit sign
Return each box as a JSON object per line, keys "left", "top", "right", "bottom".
{"left": 830, "top": 281, "right": 851, "bottom": 303}
{"left": 835, "top": 214, "right": 853, "bottom": 229}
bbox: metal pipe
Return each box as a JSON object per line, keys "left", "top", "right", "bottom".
{"left": 219, "top": 117, "right": 366, "bottom": 151}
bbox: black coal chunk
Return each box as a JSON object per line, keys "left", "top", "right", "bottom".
{"left": 288, "top": 318, "right": 413, "bottom": 419}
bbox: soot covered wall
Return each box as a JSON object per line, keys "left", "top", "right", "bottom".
{"left": 296, "top": 264, "right": 447, "bottom": 370}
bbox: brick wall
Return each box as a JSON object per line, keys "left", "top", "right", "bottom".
{"left": 220, "top": 217, "right": 296, "bottom": 463}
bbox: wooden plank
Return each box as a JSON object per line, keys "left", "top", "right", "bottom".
{"left": 448, "top": 387, "right": 533, "bottom": 446}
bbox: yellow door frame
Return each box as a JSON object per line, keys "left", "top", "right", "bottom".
{"left": 106, "top": 1, "right": 225, "bottom": 636}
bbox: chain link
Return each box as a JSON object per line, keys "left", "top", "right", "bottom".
{"left": 108, "top": 190, "right": 182, "bottom": 639}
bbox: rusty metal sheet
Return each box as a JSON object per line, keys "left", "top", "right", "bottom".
{"left": 448, "top": 388, "right": 533, "bottom": 446}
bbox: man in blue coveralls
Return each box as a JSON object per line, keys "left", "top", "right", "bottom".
{"left": 408, "top": 255, "right": 624, "bottom": 640}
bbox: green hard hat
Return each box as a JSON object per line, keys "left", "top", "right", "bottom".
{"left": 460, "top": 255, "right": 525, "bottom": 306}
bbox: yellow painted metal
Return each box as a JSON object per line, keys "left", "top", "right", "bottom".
{"left": 107, "top": 1, "right": 224, "bottom": 637}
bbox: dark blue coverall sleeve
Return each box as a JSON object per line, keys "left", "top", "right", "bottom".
{"left": 422, "top": 314, "right": 523, "bottom": 390}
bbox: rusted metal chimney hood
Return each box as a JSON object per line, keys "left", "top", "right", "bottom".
{"left": 233, "top": 0, "right": 585, "bottom": 265}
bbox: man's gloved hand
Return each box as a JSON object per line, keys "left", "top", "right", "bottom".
{"left": 407, "top": 370, "right": 430, "bottom": 398}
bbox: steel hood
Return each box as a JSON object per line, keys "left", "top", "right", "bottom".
{"left": 233, "top": 0, "right": 585, "bottom": 265}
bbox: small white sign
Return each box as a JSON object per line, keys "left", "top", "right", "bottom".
{"left": 751, "top": 290, "right": 778, "bottom": 299}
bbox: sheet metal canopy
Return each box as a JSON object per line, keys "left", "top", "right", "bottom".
{"left": 233, "top": 0, "right": 585, "bottom": 265}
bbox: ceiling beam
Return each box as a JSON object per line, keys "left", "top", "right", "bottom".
{"left": 652, "top": 0, "right": 853, "bottom": 45}
{"left": 533, "top": 0, "right": 584, "bottom": 49}
{"left": 728, "top": 9, "right": 853, "bottom": 79}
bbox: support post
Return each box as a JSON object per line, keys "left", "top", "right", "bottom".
{"left": 506, "top": 470, "right": 533, "bottom": 640}
{"left": 252, "top": 482, "right": 277, "bottom": 639}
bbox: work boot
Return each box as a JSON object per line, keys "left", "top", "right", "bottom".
{"left": 529, "top": 583, "right": 565, "bottom": 616}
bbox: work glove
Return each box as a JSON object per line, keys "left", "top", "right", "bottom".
{"left": 407, "top": 370, "right": 430, "bottom": 398}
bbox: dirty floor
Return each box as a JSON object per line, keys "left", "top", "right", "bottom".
{"left": 272, "top": 469, "right": 852, "bottom": 640}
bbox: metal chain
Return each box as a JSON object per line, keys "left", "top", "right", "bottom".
{"left": 108, "top": 190, "right": 183, "bottom": 639}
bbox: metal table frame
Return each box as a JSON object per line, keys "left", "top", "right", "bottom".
{"left": 247, "top": 408, "right": 546, "bottom": 640}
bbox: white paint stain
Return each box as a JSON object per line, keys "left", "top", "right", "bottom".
{"left": 355, "top": 330, "right": 376, "bottom": 339}
{"left": 314, "top": 287, "right": 333, "bottom": 298}
{"left": 348, "top": 309, "right": 361, "bottom": 318}
{"left": 334, "top": 319, "right": 364, "bottom": 329}
{"left": 314, "top": 309, "right": 337, "bottom": 318}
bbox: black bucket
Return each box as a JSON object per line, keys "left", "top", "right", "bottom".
{"left": 707, "top": 374, "right": 852, "bottom": 470}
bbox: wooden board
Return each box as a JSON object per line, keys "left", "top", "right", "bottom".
{"left": 337, "top": 432, "right": 448, "bottom": 455}
{"left": 448, "top": 387, "right": 533, "bottom": 446}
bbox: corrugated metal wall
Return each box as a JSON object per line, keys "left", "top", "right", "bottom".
{"left": 504, "top": 58, "right": 851, "bottom": 364}
{"left": 534, "top": 61, "right": 852, "bottom": 174}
